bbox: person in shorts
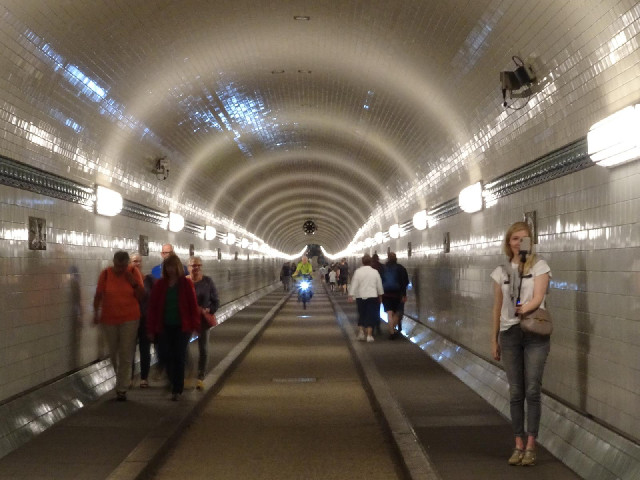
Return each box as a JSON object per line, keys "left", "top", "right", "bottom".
{"left": 328, "top": 268, "right": 337, "bottom": 292}
{"left": 381, "top": 252, "right": 409, "bottom": 339}
{"left": 337, "top": 258, "right": 349, "bottom": 295}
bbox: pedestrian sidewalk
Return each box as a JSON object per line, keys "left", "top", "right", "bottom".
{"left": 327, "top": 290, "right": 582, "bottom": 480}
{"left": 0, "top": 291, "right": 289, "bottom": 480}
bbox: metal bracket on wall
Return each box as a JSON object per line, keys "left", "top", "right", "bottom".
{"left": 0, "top": 154, "right": 94, "bottom": 207}
{"left": 484, "top": 137, "right": 590, "bottom": 204}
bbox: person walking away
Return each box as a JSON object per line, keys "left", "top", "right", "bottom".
{"left": 348, "top": 254, "right": 383, "bottom": 343}
{"left": 280, "top": 262, "right": 292, "bottom": 292}
{"left": 93, "top": 251, "right": 144, "bottom": 401}
{"left": 381, "top": 252, "right": 409, "bottom": 339}
{"left": 147, "top": 254, "right": 200, "bottom": 400}
{"left": 187, "top": 256, "right": 220, "bottom": 390}
{"left": 338, "top": 258, "right": 349, "bottom": 295}
{"left": 371, "top": 253, "right": 385, "bottom": 335}
{"left": 130, "top": 254, "right": 154, "bottom": 388}
{"left": 490, "top": 221, "right": 551, "bottom": 466}
{"left": 328, "top": 268, "right": 337, "bottom": 292}
{"left": 318, "top": 264, "right": 327, "bottom": 284}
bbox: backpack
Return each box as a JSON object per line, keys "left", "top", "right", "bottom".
{"left": 382, "top": 264, "right": 401, "bottom": 291}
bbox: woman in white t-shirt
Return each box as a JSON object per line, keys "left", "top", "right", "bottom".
{"left": 490, "top": 221, "right": 551, "bottom": 467}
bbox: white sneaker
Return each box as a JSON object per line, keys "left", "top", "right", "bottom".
{"left": 366, "top": 335, "right": 374, "bottom": 343}
{"left": 356, "top": 331, "right": 366, "bottom": 341}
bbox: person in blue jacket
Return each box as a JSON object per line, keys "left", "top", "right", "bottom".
{"left": 151, "top": 243, "right": 188, "bottom": 279}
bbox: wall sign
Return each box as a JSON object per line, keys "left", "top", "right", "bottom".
{"left": 524, "top": 211, "right": 538, "bottom": 244}
{"left": 28, "top": 217, "right": 46, "bottom": 250}
{"left": 138, "top": 235, "right": 149, "bottom": 256}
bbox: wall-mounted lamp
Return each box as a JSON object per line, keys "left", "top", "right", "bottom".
{"left": 241, "top": 238, "right": 249, "bottom": 249}
{"left": 374, "top": 232, "right": 384, "bottom": 245}
{"left": 168, "top": 212, "right": 184, "bottom": 232}
{"left": 588, "top": 105, "right": 640, "bottom": 167}
{"left": 389, "top": 223, "right": 400, "bottom": 239}
{"left": 205, "top": 226, "right": 217, "bottom": 241}
{"left": 226, "top": 232, "right": 236, "bottom": 246}
{"left": 412, "top": 210, "right": 428, "bottom": 230}
{"left": 95, "top": 186, "right": 123, "bottom": 217}
{"left": 500, "top": 56, "right": 538, "bottom": 108}
{"left": 459, "top": 182, "right": 483, "bottom": 213}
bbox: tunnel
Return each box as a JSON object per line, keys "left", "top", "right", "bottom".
{"left": 0, "top": 1, "right": 639, "bottom": 479}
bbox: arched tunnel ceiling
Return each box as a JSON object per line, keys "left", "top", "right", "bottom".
{"left": 1, "top": 1, "right": 625, "bottom": 253}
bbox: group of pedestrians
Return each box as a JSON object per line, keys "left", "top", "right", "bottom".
{"left": 93, "top": 243, "right": 219, "bottom": 402}
{"left": 319, "top": 259, "right": 348, "bottom": 293}
{"left": 346, "top": 220, "right": 551, "bottom": 467}
{"left": 348, "top": 252, "right": 409, "bottom": 342}
{"left": 100, "top": 222, "right": 550, "bottom": 467}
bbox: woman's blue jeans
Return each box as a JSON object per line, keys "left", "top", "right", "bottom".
{"left": 499, "top": 324, "right": 550, "bottom": 438}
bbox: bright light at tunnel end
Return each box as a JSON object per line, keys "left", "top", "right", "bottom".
{"left": 321, "top": 245, "right": 355, "bottom": 260}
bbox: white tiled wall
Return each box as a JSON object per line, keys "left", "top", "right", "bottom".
{"left": 385, "top": 159, "right": 640, "bottom": 442}
{"left": 0, "top": 0, "right": 639, "bottom": 450}
{"left": 0, "top": 182, "right": 278, "bottom": 403}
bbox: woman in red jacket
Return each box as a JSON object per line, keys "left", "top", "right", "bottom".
{"left": 147, "top": 254, "right": 200, "bottom": 400}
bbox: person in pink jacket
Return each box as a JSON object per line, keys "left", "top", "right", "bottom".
{"left": 147, "top": 254, "right": 200, "bottom": 400}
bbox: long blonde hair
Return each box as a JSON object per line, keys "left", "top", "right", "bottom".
{"left": 503, "top": 221, "right": 536, "bottom": 274}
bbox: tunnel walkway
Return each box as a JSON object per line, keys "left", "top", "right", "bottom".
{"left": 147, "top": 286, "right": 403, "bottom": 480}
{"left": 147, "top": 284, "right": 583, "bottom": 479}
{"left": 328, "top": 292, "right": 582, "bottom": 480}
{"left": 0, "top": 290, "right": 289, "bottom": 480}
{"left": 0, "top": 284, "right": 585, "bottom": 479}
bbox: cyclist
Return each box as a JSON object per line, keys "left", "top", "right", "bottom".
{"left": 292, "top": 256, "right": 313, "bottom": 301}
{"left": 292, "top": 255, "right": 313, "bottom": 277}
